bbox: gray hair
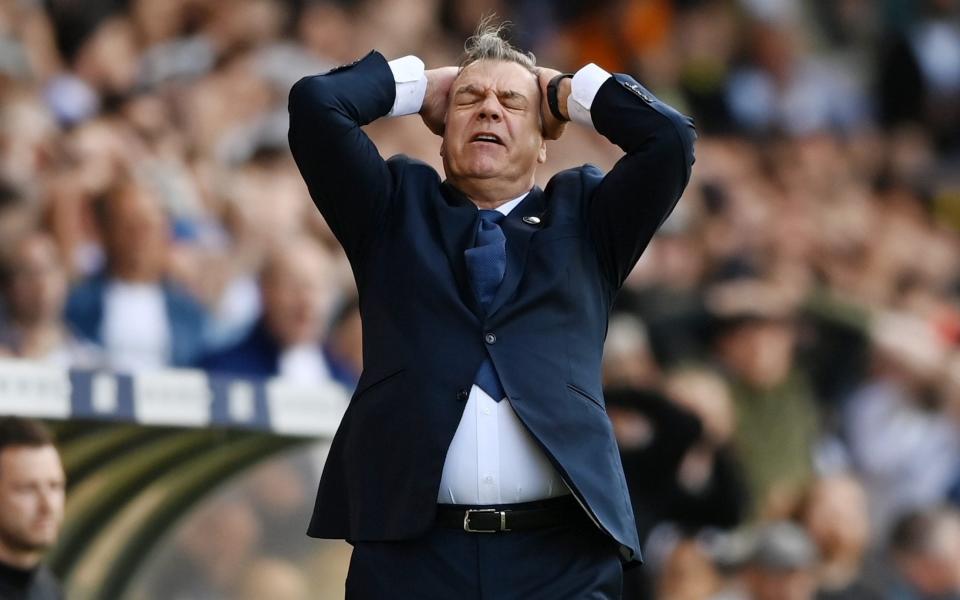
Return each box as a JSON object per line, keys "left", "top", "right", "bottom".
{"left": 459, "top": 19, "right": 537, "bottom": 75}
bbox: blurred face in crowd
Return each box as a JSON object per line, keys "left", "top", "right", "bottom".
{"left": 74, "top": 17, "right": 140, "bottom": 96}
{"left": 665, "top": 368, "right": 736, "bottom": 444}
{"left": 657, "top": 540, "right": 720, "bottom": 599}
{"left": 3, "top": 233, "right": 68, "bottom": 326}
{"left": 441, "top": 60, "right": 546, "bottom": 197}
{"left": 238, "top": 558, "right": 309, "bottom": 600}
{"left": 0, "top": 444, "right": 65, "bottom": 568}
{"left": 0, "top": 99, "right": 57, "bottom": 189}
{"left": 744, "top": 566, "right": 817, "bottom": 600}
{"left": 602, "top": 316, "right": 659, "bottom": 389}
{"left": 715, "top": 318, "right": 796, "bottom": 390}
{"left": 101, "top": 181, "right": 169, "bottom": 282}
{"left": 897, "top": 513, "right": 960, "bottom": 595}
{"left": 176, "top": 498, "right": 260, "bottom": 588}
{"left": 802, "top": 475, "right": 870, "bottom": 565}
{"left": 260, "top": 239, "right": 338, "bottom": 349}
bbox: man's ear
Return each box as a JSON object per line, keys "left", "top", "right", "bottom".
{"left": 537, "top": 139, "right": 547, "bottom": 164}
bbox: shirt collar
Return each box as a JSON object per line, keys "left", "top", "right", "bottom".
{"left": 494, "top": 191, "right": 530, "bottom": 216}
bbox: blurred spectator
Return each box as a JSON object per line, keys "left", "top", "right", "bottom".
{"left": 884, "top": 506, "right": 960, "bottom": 600}
{"left": 0, "top": 231, "right": 102, "bottom": 367}
{"left": 65, "top": 177, "right": 209, "bottom": 372}
{"left": 877, "top": 0, "right": 960, "bottom": 152}
{"left": 713, "top": 522, "right": 820, "bottom": 600}
{"left": 617, "top": 366, "right": 748, "bottom": 600}
{"left": 658, "top": 538, "right": 723, "bottom": 600}
{"left": 844, "top": 312, "right": 960, "bottom": 539}
{"left": 0, "top": 96, "right": 59, "bottom": 193}
{"left": 724, "top": 15, "right": 869, "bottom": 136}
{"left": 236, "top": 557, "right": 309, "bottom": 600}
{"left": 604, "top": 385, "right": 702, "bottom": 600}
{"left": 149, "top": 496, "right": 261, "bottom": 600}
{"left": 798, "top": 474, "right": 883, "bottom": 600}
{"left": 708, "top": 280, "right": 819, "bottom": 518}
{"left": 662, "top": 366, "right": 749, "bottom": 534}
{"left": 603, "top": 313, "right": 662, "bottom": 389}
{"left": 0, "top": 417, "right": 65, "bottom": 600}
{"left": 244, "top": 458, "right": 314, "bottom": 558}
{"left": 202, "top": 236, "right": 340, "bottom": 384}
{"left": 605, "top": 386, "right": 701, "bottom": 541}
{"left": 323, "top": 298, "right": 362, "bottom": 390}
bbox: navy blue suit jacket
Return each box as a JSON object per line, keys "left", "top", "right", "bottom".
{"left": 288, "top": 50, "right": 696, "bottom": 565}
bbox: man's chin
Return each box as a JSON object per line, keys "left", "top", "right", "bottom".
{"left": 3, "top": 531, "right": 58, "bottom": 553}
{"left": 461, "top": 162, "right": 507, "bottom": 180}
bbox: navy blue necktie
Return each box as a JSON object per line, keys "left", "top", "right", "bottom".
{"left": 465, "top": 210, "right": 506, "bottom": 401}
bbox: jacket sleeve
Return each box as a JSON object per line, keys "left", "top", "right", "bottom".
{"left": 585, "top": 74, "right": 697, "bottom": 288}
{"left": 287, "top": 50, "right": 398, "bottom": 266}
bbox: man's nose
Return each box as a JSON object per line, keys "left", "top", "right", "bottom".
{"left": 477, "top": 93, "right": 502, "bottom": 121}
{"left": 38, "top": 486, "right": 61, "bottom": 513}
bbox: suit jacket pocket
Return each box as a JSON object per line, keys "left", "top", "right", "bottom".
{"left": 567, "top": 382, "right": 605, "bottom": 410}
{"left": 354, "top": 366, "right": 406, "bottom": 399}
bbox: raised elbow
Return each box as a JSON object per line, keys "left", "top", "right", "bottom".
{"left": 288, "top": 75, "right": 330, "bottom": 120}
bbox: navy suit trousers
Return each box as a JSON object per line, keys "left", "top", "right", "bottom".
{"left": 344, "top": 512, "right": 622, "bottom": 599}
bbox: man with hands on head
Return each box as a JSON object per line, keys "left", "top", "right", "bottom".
{"left": 288, "top": 20, "right": 695, "bottom": 600}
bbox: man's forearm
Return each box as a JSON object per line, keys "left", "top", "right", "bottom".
{"left": 287, "top": 51, "right": 398, "bottom": 262}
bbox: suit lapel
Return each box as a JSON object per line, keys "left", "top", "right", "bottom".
{"left": 436, "top": 182, "right": 483, "bottom": 319}
{"left": 487, "top": 186, "right": 545, "bottom": 318}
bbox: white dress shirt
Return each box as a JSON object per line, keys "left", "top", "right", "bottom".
{"left": 100, "top": 280, "right": 171, "bottom": 372}
{"left": 278, "top": 343, "right": 334, "bottom": 386}
{"left": 386, "top": 56, "right": 613, "bottom": 506}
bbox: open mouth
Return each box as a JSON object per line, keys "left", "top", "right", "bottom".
{"left": 470, "top": 133, "right": 505, "bottom": 146}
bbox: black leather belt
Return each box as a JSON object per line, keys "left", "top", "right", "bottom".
{"left": 436, "top": 495, "right": 581, "bottom": 533}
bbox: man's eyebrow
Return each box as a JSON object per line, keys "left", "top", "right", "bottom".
{"left": 498, "top": 90, "right": 528, "bottom": 101}
{"left": 454, "top": 84, "right": 484, "bottom": 95}
{"left": 453, "top": 85, "right": 529, "bottom": 101}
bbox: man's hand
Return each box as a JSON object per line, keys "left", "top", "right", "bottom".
{"left": 537, "top": 67, "right": 570, "bottom": 141}
{"left": 420, "top": 67, "right": 459, "bottom": 136}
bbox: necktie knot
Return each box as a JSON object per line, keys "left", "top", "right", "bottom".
{"left": 479, "top": 209, "right": 505, "bottom": 226}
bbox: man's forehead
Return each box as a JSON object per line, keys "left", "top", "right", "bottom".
{"left": 455, "top": 60, "right": 538, "bottom": 95}
{"left": 0, "top": 445, "right": 64, "bottom": 477}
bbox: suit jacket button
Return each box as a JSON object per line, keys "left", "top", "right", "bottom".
{"left": 457, "top": 389, "right": 469, "bottom": 401}
{"left": 484, "top": 333, "right": 497, "bottom": 344}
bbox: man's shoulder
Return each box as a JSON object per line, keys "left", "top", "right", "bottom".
{"left": 544, "top": 164, "right": 606, "bottom": 197}
{"left": 33, "top": 563, "right": 64, "bottom": 600}
{"left": 384, "top": 154, "right": 442, "bottom": 194}
{"left": 385, "top": 154, "right": 439, "bottom": 176}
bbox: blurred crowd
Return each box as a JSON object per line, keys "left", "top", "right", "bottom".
{"left": 1, "top": 0, "right": 960, "bottom": 598}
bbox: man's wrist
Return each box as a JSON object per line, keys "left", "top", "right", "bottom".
{"left": 387, "top": 55, "right": 427, "bottom": 117}
{"left": 547, "top": 73, "right": 573, "bottom": 122}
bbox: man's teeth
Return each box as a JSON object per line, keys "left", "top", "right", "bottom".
{"left": 475, "top": 135, "right": 499, "bottom": 143}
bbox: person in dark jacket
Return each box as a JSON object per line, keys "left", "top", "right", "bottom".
{"left": 287, "top": 18, "right": 696, "bottom": 598}
{"left": 202, "top": 236, "right": 341, "bottom": 386}
{"left": 65, "top": 177, "right": 208, "bottom": 371}
{"left": 0, "top": 418, "right": 65, "bottom": 600}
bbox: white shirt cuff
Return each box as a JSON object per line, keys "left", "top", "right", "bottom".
{"left": 387, "top": 55, "right": 427, "bottom": 117}
{"left": 568, "top": 63, "right": 612, "bottom": 129}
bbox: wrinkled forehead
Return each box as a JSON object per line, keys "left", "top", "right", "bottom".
{"left": 453, "top": 60, "right": 539, "bottom": 98}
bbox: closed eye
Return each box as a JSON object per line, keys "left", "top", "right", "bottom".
{"left": 499, "top": 91, "right": 528, "bottom": 110}
{"left": 454, "top": 87, "right": 484, "bottom": 105}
